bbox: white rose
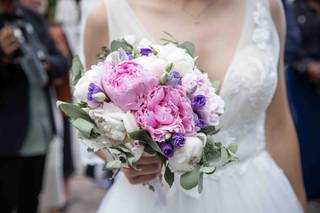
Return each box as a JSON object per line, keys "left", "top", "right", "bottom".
{"left": 133, "top": 56, "right": 167, "bottom": 78}
{"left": 154, "top": 43, "right": 195, "bottom": 76}
{"left": 168, "top": 133, "right": 207, "bottom": 173}
{"left": 88, "top": 103, "right": 127, "bottom": 142}
{"left": 73, "top": 65, "right": 104, "bottom": 102}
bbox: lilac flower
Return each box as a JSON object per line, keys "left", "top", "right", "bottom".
{"left": 126, "top": 52, "right": 134, "bottom": 60}
{"left": 87, "top": 83, "right": 105, "bottom": 107}
{"left": 191, "top": 95, "right": 206, "bottom": 110}
{"left": 171, "top": 133, "right": 185, "bottom": 147}
{"left": 140, "top": 48, "right": 152, "bottom": 56}
{"left": 195, "top": 118, "right": 208, "bottom": 129}
{"left": 167, "top": 71, "right": 182, "bottom": 86}
{"left": 160, "top": 142, "right": 174, "bottom": 158}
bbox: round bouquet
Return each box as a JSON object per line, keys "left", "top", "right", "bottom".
{"left": 58, "top": 36, "right": 238, "bottom": 192}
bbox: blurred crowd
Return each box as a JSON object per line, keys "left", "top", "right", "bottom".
{"left": 0, "top": 0, "right": 319, "bottom": 213}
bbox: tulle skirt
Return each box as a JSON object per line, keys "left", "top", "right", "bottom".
{"left": 98, "top": 150, "right": 303, "bottom": 213}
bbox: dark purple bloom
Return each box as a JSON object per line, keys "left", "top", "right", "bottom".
{"left": 171, "top": 133, "right": 185, "bottom": 147}
{"left": 167, "top": 71, "right": 182, "bottom": 86}
{"left": 191, "top": 95, "right": 206, "bottom": 110}
{"left": 140, "top": 48, "right": 152, "bottom": 56}
{"left": 195, "top": 118, "right": 208, "bottom": 129}
{"left": 160, "top": 142, "right": 174, "bottom": 158}
{"left": 87, "top": 83, "right": 102, "bottom": 102}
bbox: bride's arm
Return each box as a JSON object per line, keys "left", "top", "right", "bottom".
{"left": 266, "top": 0, "right": 307, "bottom": 209}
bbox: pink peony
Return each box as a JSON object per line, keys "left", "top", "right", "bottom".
{"left": 101, "top": 61, "right": 159, "bottom": 112}
{"left": 135, "top": 86, "right": 196, "bottom": 142}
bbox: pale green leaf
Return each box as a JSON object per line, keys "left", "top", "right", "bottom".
{"left": 177, "top": 41, "right": 195, "bottom": 57}
{"left": 227, "top": 143, "right": 238, "bottom": 154}
{"left": 71, "top": 55, "right": 85, "bottom": 88}
{"left": 180, "top": 166, "right": 201, "bottom": 190}
{"left": 72, "top": 118, "right": 96, "bottom": 138}
{"left": 198, "top": 172, "right": 204, "bottom": 193}
{"left": 129, "top": 130, "right": 162, "bottom": 154}
{"left": 57, "top": 101, "right": 92, "bottom": 122}
{"left": 105, "top": 160, "right": 122, "bottom": 170}
{"left": 200, "top": 166, "right": 216, "bottom": 175}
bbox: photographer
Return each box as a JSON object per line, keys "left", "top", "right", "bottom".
{"left": 0, "top": 0, "right": 68, "bottom": 212}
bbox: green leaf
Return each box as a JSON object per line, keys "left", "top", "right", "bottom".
{"left": 57, "top": 101, "right": 92, "bottom": 122}
{"left": 198, "top": 172, "right": 204, "bottom": 193}
{"left": 180, "top": 166, "right": 201, "bottom": 190}
{"left": 72, "top": 118, "right": 99, "bottom": 139}
{"left": 164, "top": 165, "right": 174, "bottom": 188}
{"left": 221, "top": 147, "right": 229, "bottom": 163}
{"left": 96, "top": 46, "right": 111, "bottom": 61}
{"left": 129, "top": 130, "right": 162, "bottom": 154}
{"left": 71, "top": 55, "right": 85, "bottom": 88}
{"left": 200, "top": 166, "right": 216, "bottom": 175}
{"left": 105, "top": 160, "right": 122, "bottom": 170}
{"left": 201, "top": 126, "right": 220, "bottom": 135}
{"left": 177, "top": 41, "right": 195, "bottom": 57}
{"left": 165, "top": 63, "right": 174, "bottom": 73}
{"left": 227, "top": 143, "right": 238, "bottom": 154}
{"left": 110, "top": 40, "right": 131, "bottom": 52}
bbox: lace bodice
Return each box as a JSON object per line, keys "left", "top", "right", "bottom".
{"left": 104, "top": 0, "right": 280, "bottom": 161}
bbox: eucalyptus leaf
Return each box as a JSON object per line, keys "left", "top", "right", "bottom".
{"left": 71, "top": 55, "right": 85, "bottom": 88}
{"left": 180, "top": 166, "right": 201, "bottom": 190}
{"left": 227, "top": 143, "right": 238, "bottom": 154}
{"left": 164, "top": 165, "right": 174, "bottom": 188}
{"left": 221, "top": 147, "right": 229, "bottom": 163}
{"left": 72, "top": 118, "right": 99, "bottom": 139}
{"left": 200, "top": 166, "right": 216, "bottom": 175}
{"left": 211, "top": 80, "right": 220, "bottom": 89}
{"left": 105, "top": 160, "right": 122, "bottom": 170}
{"left": 198, "top": 172, "right": 204, "bottom": 193}
{"left": 57, "top": 101, "right": 92, "bottom": 122}
{"left": 129, "top": 130, "right": 162, "bottom": 154}
{"left": 201, "top": 126, "right": 220, "bottom": 135}
{"left": 111, "top": 40, "right": 130, "bottom": 52}
{"left": 177, "top": 41, "right": 195, "bottom": 57}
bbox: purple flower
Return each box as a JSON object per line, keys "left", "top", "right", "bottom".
{"left": 167, "top": 71, "right": 182, "bottom": 86}
{"left": 140, "top": 48, "right": 152, "bottom": 56}
{"left": 87, "top": 83, "right": 104, "bottom": 107}
{"left": 171, "top": 133, "right": 185, "bottom": 147}
{"left": 191, "top": 95, "right": 206, "bottom": 110}
{"left": 160, "top": 142, "right": 174, "bottom": 158}
{"left": 126, "top": 52, "right": 134, "bottom": 60}
{"left": 195, "top": 118, "right": 208, "bottom": 129}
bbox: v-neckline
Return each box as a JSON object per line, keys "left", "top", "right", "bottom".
{"left": 122, "top": 0, "right": 249, "bottom": 96}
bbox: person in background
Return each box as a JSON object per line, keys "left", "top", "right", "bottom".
{"left": 0, "top": 0, "right": 69, "bottom": 212}
{"left": 19, "top": 0, "right": 74, "bottom": 212}
{"left": 284, "top": 0, "right": 320, "bottom": 211}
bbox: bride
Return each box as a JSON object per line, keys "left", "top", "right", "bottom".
{"left": 83, "top": 0, "right": 306, "bottom": 212}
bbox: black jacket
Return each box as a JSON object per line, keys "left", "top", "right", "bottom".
{"left": 0, "top": 6, "right": 69, "bottom": 156}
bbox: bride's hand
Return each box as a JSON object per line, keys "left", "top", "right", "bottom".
{"left": 122, "top": 155, "right": 162, "bottom": 185}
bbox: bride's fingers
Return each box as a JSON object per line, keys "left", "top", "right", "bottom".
{"left": 122, "top": 163, "right": 161, "bottom": 178}
{"left": 136, "top": 155, "right": 160, "bottom": 165}
{"left": 129, "top": 173, "right": 160, "bottom": 185}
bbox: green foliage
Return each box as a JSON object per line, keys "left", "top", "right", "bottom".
{"left": 164, "top": 165, "right": 174, "bottom": 188}
{"left": 104, "top": 160, "right": 122, "bottom": 170}
{"left": 177, "top": 42, "right": 195, "bottom": 57}
{"left": 96, "top": 46, "right": 111, "bottom": 61}
{"left": 180, "top": 166, "right": 201, "bottom": 190}
{"left": 71, "top": 56, "right": 85, "bottom": 88}
{"left": 57, "top": 101, "right": 91, "bottom": 122}
{"left": 72, "top": 118, "right": 100, "bottom": 139}
{"left": 129, "top": 130, "right": 163, "bottom": 155}
{"left": 201, "top": 126, "right": 220, "bottom": 135}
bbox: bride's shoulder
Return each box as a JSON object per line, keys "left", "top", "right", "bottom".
{"left": 86, "top": 2, "right": 108, "bottom": 33}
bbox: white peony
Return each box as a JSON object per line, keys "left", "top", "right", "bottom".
{"left": 133, "top": 56, "right": 167, "bottom": 78}
{"left": 88, "top": 103, "right": 139, "bottom": 144}
{"left": 154, "top": 43, "right": 195, "bottom": 76}
{"left": 168, "top": 133, "right": 207, "bottom": 173}
{"left": 73, "top": 65, "right": 105, "bottom": 102}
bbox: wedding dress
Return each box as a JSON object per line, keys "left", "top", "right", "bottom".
{"left": 97, "top": 0, "right": 303, "bottom": 212}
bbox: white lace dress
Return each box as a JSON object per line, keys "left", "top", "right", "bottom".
{"left": 97, "top": 0, "right": 304, "bottom": 212}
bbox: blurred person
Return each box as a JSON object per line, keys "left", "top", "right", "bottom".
{"left": 0, "top": 0, "right": 68, "bottom": 212}
{"left": 84, "top": 0, "right": 306, "bottom": 212}
{"left": 19, "top": 0, "right": 75, "bottom": 212}
{"left": 285, "top": 0, "right": 320, "bottom": 211}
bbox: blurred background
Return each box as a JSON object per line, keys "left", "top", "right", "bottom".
{"left": 0, "top": 0, "right": 319, "bottom": 212}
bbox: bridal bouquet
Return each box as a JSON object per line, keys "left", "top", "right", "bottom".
{"left": 58, "top": 36, "right": 238, "bottom": 193}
